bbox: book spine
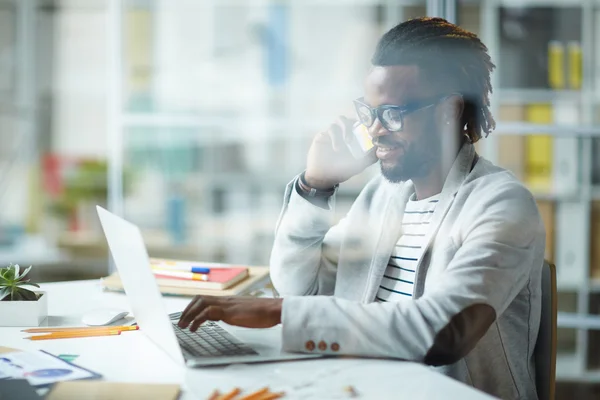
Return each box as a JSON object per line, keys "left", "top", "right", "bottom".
{"left": 591, "top": 202, "right": 600, "bottom": 280}
{"left": 556, "top": 201, "right": 587, "bottom": 289}
{"left": 567, "top": 41, "right": 582, "bottom": 90}
{"left": 497, "top": 105, "right": 526, "bottom": 181}
{"left": 536, "top": 200, "right": 555, "bottom": 262}
{"left": 548, "top": 41, "right": 565, "bottom": 90}
{"left": 525, "top": 104, "right": 553, "bottom": 192}
{"left": 153, "top": 270, "right": 208, "bottom": 281}
{"left": 552, "top": 100, "right": 579, "bottom": 196}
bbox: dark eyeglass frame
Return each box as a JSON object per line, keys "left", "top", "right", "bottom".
{"left": 353, "top": 92, "right": 462, "bottom": 132}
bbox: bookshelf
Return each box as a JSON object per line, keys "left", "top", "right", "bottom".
{"left": 481, "top": 0, "right": 600, "bottom": 383}
{"left": 106, "top": 0, "right": 600, "bottom": 383}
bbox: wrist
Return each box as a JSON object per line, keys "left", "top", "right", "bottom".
{"left": 271, "top": 298, "right": 283, "bottom": 324}
{"left": 302, "top": 172, "right": 338, "bottom": 191}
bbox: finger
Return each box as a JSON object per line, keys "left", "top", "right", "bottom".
{"left": 189, "top": 305, "right": 224, "bottom": 332}
{"left": 337, "top": 116, "right": 357, "bottom": 143}
{"left": 178, "top": 296, "right": 202, "bottom": 328}
{"left": 180, "top": 295, "right": 200, "bottom": 320}
{"left": 312, "top": 131, "right": 331, "bottom": 146}
{"left": 179, "top": 296, "right": 211, "bottom": 328}
{"left": 328, "top": 122, "right": 345, "bottom": 152}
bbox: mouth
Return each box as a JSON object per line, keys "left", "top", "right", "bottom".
{"left": 376, "top": 144, "right": 404, "bottom": 161}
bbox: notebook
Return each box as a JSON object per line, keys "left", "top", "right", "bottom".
{"left": 0, "top": 379, "right": 41, "bottom": 400}
{"left": 153, "top": 267, "right": 249, "bottom": 290}
{"left": 101, "top": 266, "right": 270, "bottom": 297}
{"left": 46, "top": 382, "right": 180, "bottom": 400}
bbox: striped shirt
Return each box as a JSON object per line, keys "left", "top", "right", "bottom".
{"left": 375, "top": 194, "right": 439, "bottom": 303}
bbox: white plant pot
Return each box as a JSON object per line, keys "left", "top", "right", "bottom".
{"left": 0, "top": 291, "right": 48, "bottom": 326}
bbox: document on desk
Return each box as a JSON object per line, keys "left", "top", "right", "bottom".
{"left": 0, "top": 350, "right": 100, "bottom": 387}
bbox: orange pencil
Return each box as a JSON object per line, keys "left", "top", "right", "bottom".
{"left": 25, "top": 330, "right": 121, "bottom": 341}
{"left": 216, "top": 388, "right": 241, "bottom": 400}
{"left": 238, "top": 388, "right": 269, "bottom": 400}
{"left": 254, "top": 393, "right": 285, "bottom": 400}
{"left": 22, "top": 325, "right": 138, "bottom": 333}
{"left": 207, "top": 390, "right": 221, "bottom": 400}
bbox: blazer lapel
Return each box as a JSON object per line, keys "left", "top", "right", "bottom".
{"left": 412, "top": 143, "right": 476, "bottom": 298}
{"left": 362, "top": 142, "right": 477, "bottom": 302}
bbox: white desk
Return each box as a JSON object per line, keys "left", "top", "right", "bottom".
{"left": 0, "top": 280, "right": 495, "bottom": 399}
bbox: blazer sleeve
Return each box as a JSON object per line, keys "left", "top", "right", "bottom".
{"left": 269, "top": 176, "right": 347, "bottom": 296}
{"left": 280, "top": 184, "right": 546, "bottom": 365}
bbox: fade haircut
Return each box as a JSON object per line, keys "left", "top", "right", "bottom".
{"left": 372, "top": 17, "right": 496, "bottom": 143}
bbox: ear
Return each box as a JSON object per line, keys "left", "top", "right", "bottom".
{"left": 439, "top": 94, "right": 464, "bottom": 126}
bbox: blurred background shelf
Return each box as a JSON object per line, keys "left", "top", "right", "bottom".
{"left": 498, "top": 88, "right": 582, "bottom": 104}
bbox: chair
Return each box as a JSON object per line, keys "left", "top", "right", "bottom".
{"left": 534, "top": 260, "right": 557, "bottom": 400}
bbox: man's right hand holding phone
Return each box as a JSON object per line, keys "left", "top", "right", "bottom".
{"left": 303, "top": 116, "right": 378, "bottom": 191}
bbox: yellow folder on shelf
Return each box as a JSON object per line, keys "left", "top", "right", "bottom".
{"left": 536, "top": 200, "right": 555, "bottom": 262}
{"left": 568, "top": 41, "right": 582, "bottom": 90}
{"left": 525, "top": 104, "right": 553, "bottom": 192}
{"left": 497, "top": 105, "right": 526, "bottom": 181}
{"left": 548, "top": 41, "right": 565, "bottom": 90}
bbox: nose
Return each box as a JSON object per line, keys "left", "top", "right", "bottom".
{"left": 368, "top": 118, "right": 391, "bottom": 139}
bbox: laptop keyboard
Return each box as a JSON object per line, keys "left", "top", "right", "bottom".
{"left": 169, "top": 313, "right": 258, "bottom": 358}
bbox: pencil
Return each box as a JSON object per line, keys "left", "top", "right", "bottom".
{"left": 254, "top": 393, "right": 285, "bottom": 400}
{"left": 25, "top": 330, "right": 121, "bottom": 340}
{"left": 207, "top": 390, "right": 221, "bottom": 400}
{"left": 237, "top": 388, "right": 269, "bottom": 400}
{"left": 22, "top": 326, "right": 138, "bottom": 333}
{"left": 215, "top": 388, "right": 241, "bottom": 400}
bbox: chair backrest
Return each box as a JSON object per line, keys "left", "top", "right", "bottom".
{"left": 534, "top": 260, "right": 557, "bottom": 400}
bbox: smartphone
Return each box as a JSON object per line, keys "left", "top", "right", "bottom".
{"left": 347, "top": 122, "right": 374, "bottom": 159}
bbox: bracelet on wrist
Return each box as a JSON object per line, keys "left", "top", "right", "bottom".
{"left": 298, "top": 172, "right": 338, "bottom": 197}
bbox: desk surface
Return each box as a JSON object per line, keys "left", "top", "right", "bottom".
{"left": 0, "top": 280, "right": 495, "bottom": 400}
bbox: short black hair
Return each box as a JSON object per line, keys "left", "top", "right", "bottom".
{"left": 372, "top": 17, "right": 496, "bottom": 143}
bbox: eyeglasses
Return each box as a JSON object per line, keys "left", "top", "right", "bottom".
{"left": 353, "top": 93, "right": 460, "bottom": 132}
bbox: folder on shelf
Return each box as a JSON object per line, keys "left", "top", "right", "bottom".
{"left": 548, "top": 41, "right": 565, "bottom": 90}
{"left": 101, "top": 266, "right": 270, "bottom": 297}
{"left": 497, "top": 105, "right": 526, "bottom": 181}
{"left": 590, "top": 202, "right": 600, "bottom": 281}
{"left": 552, "top": 101, "right": 579, "bottom": 196}
{"left": 536, "top": 200, "right": 555, "bottom": 262}
{"left": 567, "top": 41, "right": 582, "bottom": 90}
{"left": 525, "top": 104, "right": 553, "bottom": 192}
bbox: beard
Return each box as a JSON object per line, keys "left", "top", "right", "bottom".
{"left": 379, "top": 122, "right": 442, "bottom": 183}
{"left": 380, "top": 146, "right": 430, "bottom": 183}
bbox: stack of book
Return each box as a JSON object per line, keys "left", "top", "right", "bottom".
{"left": 101, "top": 258, "right": 270, "bottom": 297}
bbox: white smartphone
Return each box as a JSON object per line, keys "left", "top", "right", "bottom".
{"left": 347, "top": 122, "right": 374, "bottom": 159}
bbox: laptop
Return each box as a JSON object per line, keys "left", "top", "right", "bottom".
{"left": 96, "top": 205, "right": 320, "bottom": 367}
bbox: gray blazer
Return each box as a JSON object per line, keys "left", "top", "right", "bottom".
{"left": 270, "top": 143, "right": 545, "bottom": 399}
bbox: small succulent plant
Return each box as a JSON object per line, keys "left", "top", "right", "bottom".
{"left": 0, "top": 264, "right": 40, "bottom": 301}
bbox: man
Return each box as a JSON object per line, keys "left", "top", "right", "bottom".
{"left": 179, "top": 17, "right": 545, "bottom": 399}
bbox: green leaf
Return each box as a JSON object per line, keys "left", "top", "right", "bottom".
{"left": 3, "top": 266, "right": 15, "bottom": 282}
{"left": 0, "top": 265, "right": 39, "bottom": 297}
{"left": 19, "top": 266, "right": 32, "bottom": 280}
{"left": 11, "top": 287, "right": 37, "bottom": 301}
{"left": 16, "top": 281, "right": 40, "bottom": 288}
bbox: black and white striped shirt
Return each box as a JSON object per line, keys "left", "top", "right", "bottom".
{"left": 375, "top": 194, "right": 439, "bottom": 302}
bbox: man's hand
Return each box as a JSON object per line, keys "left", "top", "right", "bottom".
{"left": 305, "top": 116, "right": 377, "bottom": 189}
{"left": 177, "top": 296, "right": 283, "bottom": 332}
